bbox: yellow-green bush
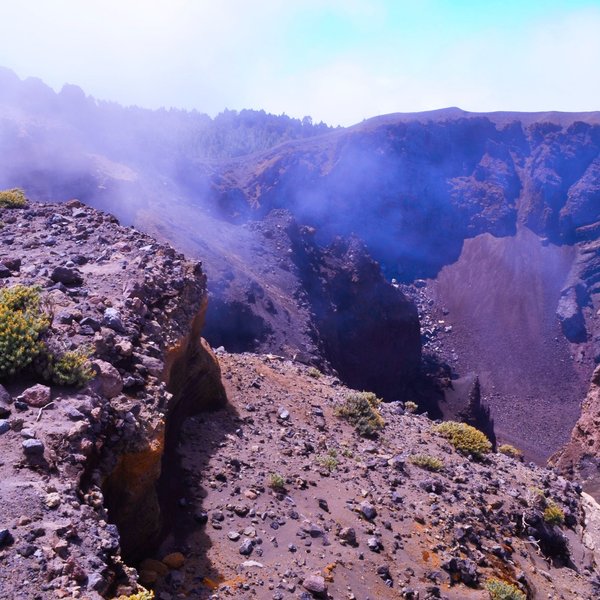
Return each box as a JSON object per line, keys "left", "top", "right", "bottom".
{"left": 498, "top": 444, "right": 523, "bottom": 459}
{"left": 485, "top": 578, "right": 526, "bottom": 600}
{"left": 307, "top": 367, "right": 322, "bottom": 379}
{"left": 49, "top": 348, "right": 94, "bottom": 387}
{"left": 543, "top": 501, "right": 565, "bottom": 525}
{"left": 0, "top": 285, "right": 93, "bottom": 387}
{"left": 0, "top": 188, "right": 27, "bottom": 208}
{"left": 410, "top": 454, "right": 444, "bottom": 472}
{"left": 0, "top": 286, "right": 49, "bottom": 379}
{"left": 268, "top": 473, "right": 285, "bottom": 491}
{"left": 316, "top": 449, "right": 339, "bottom": 472}
{"left": 435, "top": 421, "right": 492, "bottom": 458}
{"left": 115, "top": 590, "right": 155, "bottom": 600}
{"left": 404, "top": 400, "right": 418, "bottom": 413}
{"left": 335, "top": 391, "right": 384, "bottom": 437}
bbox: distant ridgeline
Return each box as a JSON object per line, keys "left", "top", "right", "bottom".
{"left": 0, "top": 66, "right": 333, "bottom": 162}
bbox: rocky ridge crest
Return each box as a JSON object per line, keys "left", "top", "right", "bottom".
{"left": 0, "top": 200, "right": 224, "bottom": 598}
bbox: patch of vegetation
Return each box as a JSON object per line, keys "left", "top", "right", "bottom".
{"left": 543, "top": 501, "right": 565, "bottom": 526}
{"left": 49, "top": 348, "right": 94, "bottom": 387}
{"left": 435, "top": 421, "right": 492, "bottom": 458}
{"left": 0, "top": 285, "right": 93, "bottom": 387}
{"left": 0, "top": 188, "right": 27, "bottom": 208}
{"left": 307, "top": 367, "right": 322, "bottom": 379}
{"left": 267, "top": 473, "right": 285, "bottom": 491}
{"left": 316, "top": 449, "right": 339, "bottom": 472}
{"left": 0, "top": 285, "right": 49, "bottom": 379}
{"left": 335, "top": 391, "right": 384, "bottom": 437}
{"left": 404, "top": 400, "right": 418, "bottom": 413}
{"left": 484, "top": 578, "right": 526, "bottom": 600}
{"left": 410, "top": 454, "right": 444, "bottom": 472}
{"left": 498, "top": 444, "right": 523, "bottom": 459}
{"left": 115, "top": 590, "right": 155, "bottom": 600}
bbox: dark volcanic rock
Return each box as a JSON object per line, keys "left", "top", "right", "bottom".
{"left": 557, "top": 287, "right": 587, "bottom": 342}
{"left": 50, "top": 266, "right": 83, "bottom": 286}
{"left": 553, "top": 365, "right": 600, "bottom": 500}
{"left": 203, "top": 210, "right": 421, "bottom": 402}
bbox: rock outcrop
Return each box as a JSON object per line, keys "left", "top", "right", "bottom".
{"left": 201, "top": 209, "right": 421, "bottom": 402}
{"left": 0, "top": 200, "right": 224, "bottom": 597}
{"left": 552, "top": 365, "right": 600, "bottom": 501}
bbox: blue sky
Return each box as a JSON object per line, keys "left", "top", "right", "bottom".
{"left": 0, "top": 0, "right": 599, "bottom": 125}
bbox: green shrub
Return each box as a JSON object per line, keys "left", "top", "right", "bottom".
{"left": 485, "top": 578, "right": 526, "bottom": 600}
{"left": 404, "top": 400, "right": 418, "bottom": 413}
{"left": 0, "top": 285, "right": 93, "bottom": 387}
{"left": 115, "top": 590, "right": 155, "bottom": 600}
{"left": 335, "top": 391, "right": 384, "bottom": 437}
{"left": 0, "top": 188, "right": 27, "bottom": 208}
{"left": 268, "top": 473, "right": 285, "bottom": 491}
{"left": 410, "top": 454, "right": 444, "bottom": 472}
{"left": 498, "top": 444, "right": 523, "bottom": 459}
{"left": 307, "top": 367, "right": 322, "bottom": 379}
{"left": 435, "top": 421, "right": 492, "bottom": 458}
{"left": 543, "top": 501, "right": 565, "bottom": 525}
{"left": 0, "top": 285, "right": 49, "bottom": 379}
{"left": 50, "top": 348, "right": 94, "bottom": 387}
{"left": 316, "top": 449, "right": 339, "bottom": 472}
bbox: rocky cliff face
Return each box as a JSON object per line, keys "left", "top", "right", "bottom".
{"left": 204, "top": 113, "right": 600, "bottom": 459}
{"left": 0, "top": 200, "right": 224, "bottom": 597}
{"left": 200, "top": 209, "right": 421, "bottom": 401}
{"left": 552, "top": 366, "right": 600, "bottom": 501}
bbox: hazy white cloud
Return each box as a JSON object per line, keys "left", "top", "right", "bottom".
{"left": 0, "top": 1, "right": 598, "bottom": 125}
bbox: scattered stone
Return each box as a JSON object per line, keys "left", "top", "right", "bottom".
{"left": 91, "top": 360, "right": 123, "bottom": 399}
{"left": 19, "top": 384, "right": 51, "bottom": 408}
{"left": 22, "top": 438, "right": 44, "bottom": 457}
{"left": 338, "top": 527, "right": 357, "bottom": 546}
{"left": 239, "top": 539, "right": 254, "bottom": 556}
{"left": 162, "top": 552, "right": 185, "bottom": 569}
{"left": 0, "top": 420, "right": 10, "bottom": 435}
{"left": 0, "top": 529, "right": 14, "bottom": 547}
{"left": 367, "top": 537, "right": 383, "bottom": 552}
{"left": 194, "top": 510, "right": 208, "bottom": 524}
{"left": 140, "top": 558, "right": 169, "bottom": 577}
{"left": 377, "top": 564, "right": 392, "bottom": 582}
{"left": 80, "top": 316, "right": 101, "bottom": 331}
{"left": 45, "top": 492, "right": 61, "bottom": 509}
{"left": 360, "top": 501, "right": 377, "bottom": 521}
{"left": 1, "top": 257, "right": 20, "bottom": 271}
{"left": 51, "top": 266, "right": 83, "bottom": 286}
{"left": 302, "top": 575, "right": 327, "bottom": 596}
{"left": 103, "top": 307, "right": 126, "bottom": 332}
{"left": 242, "top": 560, "right": 264, "bottom": 568}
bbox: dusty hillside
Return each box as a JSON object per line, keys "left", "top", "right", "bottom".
{"left": 145, "top": 350, "right": 600, "bottom": 600}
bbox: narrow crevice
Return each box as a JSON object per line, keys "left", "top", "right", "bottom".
{"left": 99, "top": 297, "right": 227, "bottom": 571}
